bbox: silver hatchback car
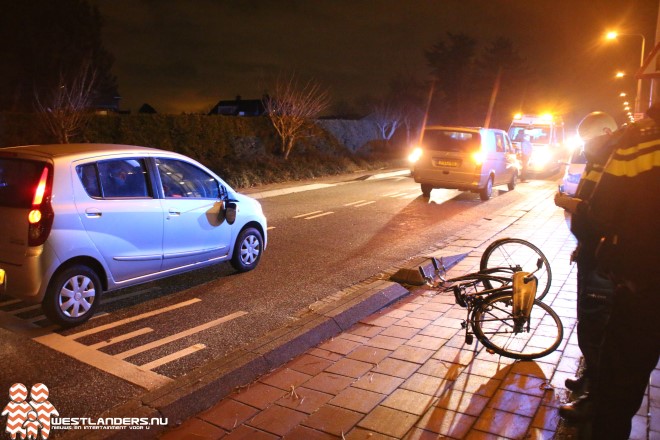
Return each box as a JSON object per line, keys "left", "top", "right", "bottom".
{"left": 0, "top": 144, "right": 267, "bottom": 326}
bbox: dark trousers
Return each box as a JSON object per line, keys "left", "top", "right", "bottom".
{"left": 591, "top": 284, "right": 660, "bottom": 439}
{"left": 575, "top": 264, "right": 613, "bottom": 381}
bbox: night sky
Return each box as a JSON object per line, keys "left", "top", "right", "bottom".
{"left": 90, "top": 0, "right": 658, "bottom": 126}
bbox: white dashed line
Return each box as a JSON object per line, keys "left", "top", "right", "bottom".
{"left": 293, "top": 210, "right": 323, "bottom": 218}
{"left": 304, "top": 211, "right": 334, "bottom": 220}
{"left": 354, "top": 201, "right": 376, "bottom": 207}
{"left": 344, "top": 200, "right": 366, "bottom": 206}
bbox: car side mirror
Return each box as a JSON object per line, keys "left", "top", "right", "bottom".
{"left": 216, "top": 200, "right": 237, "bottom": 225}
{"left": 225, "top": 201, "right": 237, "bottom": 225}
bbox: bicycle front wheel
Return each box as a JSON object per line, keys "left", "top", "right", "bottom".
{"left": 480, "top": 238, "right": 552, "bottom": 300}
{"left": 471, "top": 292, "right": 563, "bottom": 360}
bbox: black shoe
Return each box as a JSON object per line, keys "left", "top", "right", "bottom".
{"left": 559, "top": 394, "right": 593, "bottom": 422}
{"left": 565, "top": 376, "right": 588, "bottom": 393}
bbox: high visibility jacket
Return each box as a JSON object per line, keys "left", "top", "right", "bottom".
{"left": 587, "top": 120, "right": 660, "bottom": 286}
{"left": 570, "top": 132, "right": 622, "bottom": 266}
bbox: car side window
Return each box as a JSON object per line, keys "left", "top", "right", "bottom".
{"left": 155, "top": 158, "right": 220, "bottom": 199}
{"left": 96, "top": 159, "right": 150, "bottom": 198}
{"left": 495, "top": 133, "right": 505, "bottom": 152}
{"left": 76, "top": 163, "right": 102, "bottom": 198}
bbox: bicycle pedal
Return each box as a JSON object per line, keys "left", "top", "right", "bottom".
{"left": 465, "top": 334, "right": 474, "bottom": 345}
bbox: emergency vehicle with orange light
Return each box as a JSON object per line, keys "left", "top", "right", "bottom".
{"left": 508, "top": 113, "right": 566, "bottom": 174}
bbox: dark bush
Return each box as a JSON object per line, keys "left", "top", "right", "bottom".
{"left": 0, "top": 112, "right": 404, "bottom": 189}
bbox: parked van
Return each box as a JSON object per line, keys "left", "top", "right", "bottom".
{"left": 0, "top": 144, "right": 268, "bottom": 326}
{"left": 409, "top": 126, "right": 519, "bottom": 200}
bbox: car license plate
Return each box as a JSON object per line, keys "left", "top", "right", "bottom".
{"left": 433, "top": 159, "right": 459, "bottom": 167}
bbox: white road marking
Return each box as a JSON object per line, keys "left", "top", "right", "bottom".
{"left": 304, "top": 211, "right": 334, "bottom": 220}
{"left": 388, "top": 192, "right": 408, "bottom": 198}
{"left": 354, "top": 201, "right": 376, "bottom": 207}
{"left": 140, "top": 344, "right": 206, "bottom": 370}
{"left": 89, "top": 327, "right": 154, "bottom": 349}
{"left": 293, "top": 210, "right": 323, "bottom": 218}
{"left": 67, "top": 298, "right": 202, "bottom": 340}
{"left": 115, "top": 311, "right": 248, "bottom": 360}
{"left": 383, "top": 191, "right": 402, "bottom": 197}
{"left": 33, "top": 332, "right": 172, "bottom": 390}
{"left": 267, "top": 226, "right": 276, "bottom": 230}
{"left": 344, "top": 200, "right": 366, "bottom": 206}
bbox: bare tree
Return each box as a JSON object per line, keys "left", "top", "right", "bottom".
{"left": 372, "top": 101, "right": 402, "bottom": 141}
{"left": 35, "top": 63, "right": 97, "bottom": 143}
{"left": 263, "top": 74, "right": 330, "bottom": 160}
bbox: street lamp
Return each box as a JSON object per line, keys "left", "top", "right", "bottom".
{"left": 606, "top": 31, "right": 646, "bottom": 114}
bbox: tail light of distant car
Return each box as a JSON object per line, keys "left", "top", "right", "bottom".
{"left": 28, "top": 165, "right": 54, "bottom": 246}
{"left": 408, "top": 147, "right": 423, "bottom": 163}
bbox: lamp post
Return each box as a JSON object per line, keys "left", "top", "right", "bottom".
{"left": 606, "top": 31, "right": 646, "bottom": 115}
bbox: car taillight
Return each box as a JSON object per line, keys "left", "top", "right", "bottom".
{"left": 28, "top": 165, "right": 54, "bottom": 246}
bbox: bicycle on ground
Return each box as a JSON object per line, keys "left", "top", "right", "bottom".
{"left": 419, "top": 240, "right": 563, "bottom": 360}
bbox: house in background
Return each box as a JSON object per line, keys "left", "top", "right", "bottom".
{"left": 209, "top": 95, "right": 267, "bottom": 116}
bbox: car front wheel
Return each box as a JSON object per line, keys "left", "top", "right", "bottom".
{"left": 43, "top": 265, "right": 102, "bottom": 327}
{"left": 231, "top": 227, "right": 263, "bottom": 272}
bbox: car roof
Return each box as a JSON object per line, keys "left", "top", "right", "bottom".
{"left": 0, "top": 143, "right": 169, "bottom": 162}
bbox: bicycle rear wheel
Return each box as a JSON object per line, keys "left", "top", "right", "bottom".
{"left": 471, "top": 292, "right": 563, "bottom": 360}
{"left": 480, "top": 238, "right": 552, "bottom": 300}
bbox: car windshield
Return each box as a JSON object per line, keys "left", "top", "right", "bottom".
{"left": 0, "top": 158, "right": 46, "bottom": 208}
{"left": 423, "top": 130, "right": 481, "bottom": 151}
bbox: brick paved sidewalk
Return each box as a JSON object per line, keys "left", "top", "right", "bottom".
{"left": 162, "top": 200, "right": 659, "bottom": 439}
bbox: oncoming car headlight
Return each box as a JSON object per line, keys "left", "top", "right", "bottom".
{"left": 531, "top": 149, "right": 552, "bottom": 166}
{"left": 408, "top": 147, "right": 423, "bottom": 163}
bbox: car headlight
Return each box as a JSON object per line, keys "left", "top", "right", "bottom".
{"left": 531, "top": 149, "right": 552, "bottom": 166}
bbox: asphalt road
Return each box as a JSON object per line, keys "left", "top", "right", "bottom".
{"left": 0, "top": 171, "right": 558, "bottom": 431}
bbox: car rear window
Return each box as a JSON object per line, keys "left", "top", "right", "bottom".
{"left": 0, "top": 158, "right": 47, "bottom": 208}
{"left": 423, "top": 130, "right": 481, "bottom": 151}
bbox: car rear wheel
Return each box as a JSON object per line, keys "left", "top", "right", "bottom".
{"left": 480, "top": 176, "right": 494, "bottom": 201}
{"left": 421, "top": 184, "right": 433, "bottom": 197}
{"left": 231, "top": 227, "right": 263, "bottom": 272}
{"left": 508, "top": 171, "right": 517, "bottom": 191}
{"left": 43, "top": 265, "right": 101, "bottom": 327}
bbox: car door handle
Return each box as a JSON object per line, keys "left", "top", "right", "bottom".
{"left": 168, "top": 209, "right": 181, "bottom": 216}
{"left": 85, "top": 208, "right": 102, "bottom": 218}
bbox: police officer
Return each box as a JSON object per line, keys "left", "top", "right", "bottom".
{"left": 568, "top": 105, "right": 660, "bottom": 439}
{"left": 554, "top": 112, "right": 619, "bottom": 411}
